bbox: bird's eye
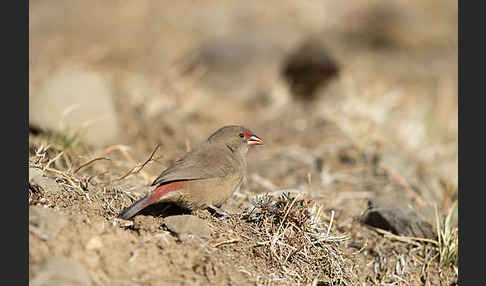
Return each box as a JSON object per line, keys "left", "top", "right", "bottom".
{"left": 239, "top": 133, "right": 245, "bottom": 138}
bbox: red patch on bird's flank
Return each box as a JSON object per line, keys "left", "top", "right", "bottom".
{"left": 141, "top": 181, "right": 183, "bottom": 209}
{"left": 242, "top": 131, "right": 252, "bottom": 139}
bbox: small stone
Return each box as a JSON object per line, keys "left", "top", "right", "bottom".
{"left": 29, "top": 168, "right": 62, "bottom": 195}
{"left": 362, "top": 195, "right": 436, "bottom": 239}
{"left": 164, "top": 215, "right": 211, "bottom": 239}
{"left": 113, "top": 218, "right": 134, "bottom": 228}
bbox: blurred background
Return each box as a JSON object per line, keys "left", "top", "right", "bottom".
{"left": 29, "top": 0, "right": 458, "bottom": 215}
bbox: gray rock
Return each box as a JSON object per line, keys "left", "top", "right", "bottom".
{"left": 30, "top": 258, "right": 92, "bottom": 286}
{"left": 29, "top": 167, "right": 62, "bottom": 194}
{"left": 29, "top": 67, "right": 120, "bottom": 147}
{"left": 29, "top": 206, "right": 68, "bottom": 241}
{"left": 164, "top": 215, "right": 211, "bottom": 239}
{"left": 362, "top": 195, "right": 436, "bottom": 239}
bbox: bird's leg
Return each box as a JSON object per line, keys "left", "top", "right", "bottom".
{"left": 208, "top": 205, "right": 232, "bottom": 217}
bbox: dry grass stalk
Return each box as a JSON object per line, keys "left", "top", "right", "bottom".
{"left": 211, "top": 238, "right": 241, "bottom": 248}
{"left": 372, "top": 227, "right": 438, "bottom": 246}
{"left": 112, "top": 144, "right": 161, "bottom": 183}
{"left": 87, "top": 144, "right": 152, "bottom": 182}
{"left": 240, "top": 193, "right": 354, "bottom": 285}
{"left": 434, "top": 201, "right": 458, "bottom": 267}
{"left": 42, "top": 150, "right": 64, "bottom": 171}
{"left": 73, "top": 157, "right": 111, "bottom": 174}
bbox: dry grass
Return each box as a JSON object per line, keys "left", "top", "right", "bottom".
{"left": 28, "top": 138, "right": 149, "bottom": 216}
{"left": 237, "top": 193, "right": 356, "bottom": 285}
{"left": 435, "top": 201, "right": 458, "bottom": 268}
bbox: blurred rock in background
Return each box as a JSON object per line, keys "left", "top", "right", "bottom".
{"left": 282, "top": 37, "right": 340, "bottom": 102}
{"left": 29, "top": 66, "right": 120, "bottom": 147}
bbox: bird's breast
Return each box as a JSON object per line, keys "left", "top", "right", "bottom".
{"left": 170, "top": 173, "right": 242, "bottom": 210}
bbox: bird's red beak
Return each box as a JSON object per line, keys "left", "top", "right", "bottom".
{"left": 247, "top": 135, "right": 264, "bottom": 145}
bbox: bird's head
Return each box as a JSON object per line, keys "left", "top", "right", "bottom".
{"left": 207, "top": 125, "right": 263, "bottom": 154}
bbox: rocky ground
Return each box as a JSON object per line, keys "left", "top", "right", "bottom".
{"left": 29, "top": 0, "right": 458, "bottom": 285}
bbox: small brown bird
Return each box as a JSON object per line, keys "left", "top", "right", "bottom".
{"left": 118, "top": 125, "right": 264, "bottom": 219}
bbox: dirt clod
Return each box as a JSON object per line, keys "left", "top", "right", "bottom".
{"left": 164, "top": 215, "right": 212, "bottom": 239}
{"left": 132, "top": 215, "right": 162, "bottom": 234}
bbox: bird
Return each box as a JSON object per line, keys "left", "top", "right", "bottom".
{"left": 117, "top": 125, "right": 264, "bottom": 220}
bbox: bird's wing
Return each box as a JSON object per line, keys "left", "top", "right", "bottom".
{"left": 151, "top": 145, "right": 239, "bottom": 186}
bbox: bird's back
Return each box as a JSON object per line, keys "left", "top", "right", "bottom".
{"left": 151, "top": 142, "right": 243, "bottom": 186}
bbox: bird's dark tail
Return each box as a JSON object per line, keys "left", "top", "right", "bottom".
{"left": 117, "top": 181, "right": 183, "bottom": 220}
{"left": 117, "top": 195, "right": 153, "bottom": 220}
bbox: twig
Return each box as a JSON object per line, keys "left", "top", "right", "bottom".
{"left": 42, "top": 151, "right": 64, "bottom": 171}
{"left": 113, "top": 144, "right": 161, "bottom": 182}
{"left": 73, "top": 157, "right": 111, "bottom": 174}
{"left": 211, "top": 238, "right": 240, "bottom": 248}
{"left": 97, "top": 145, "right": 152, "bottom": 181}
{"left": 277, "top": 197, "right": 297, "bottom": 234}
{"left": 43, "top": 167, "right": 68, "bottom": 176}
{"left": 373, "top": 227, "right": 438, "bottom": 246}
{"left": 62, "top": 153, "right": 72, "bottom": 170}
{"left": 100, "top": 145, "right": 133, "bottom": 161}
{"left": 351, "top": 240, "right": 368, "bottom": 255}
{"left": 326, "top": 210, "right": 335, "bottom": 237}
{"left": 284, "top": 241, "right": 307, "bottom": 263}
{"left": 44, "top": 167, "right": 85, "bottom": 196}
